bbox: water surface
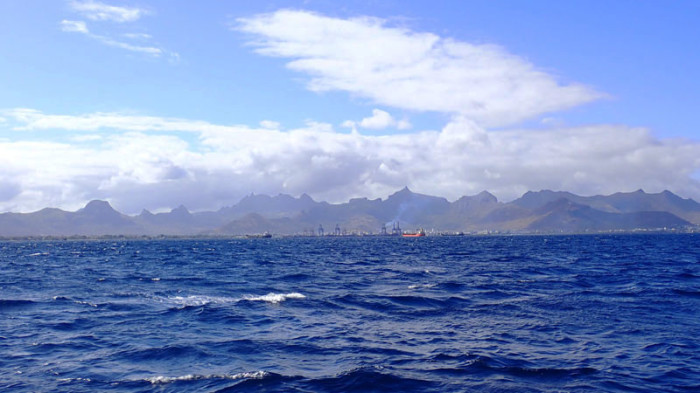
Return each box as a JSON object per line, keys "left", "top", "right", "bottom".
{"left": 1, "top": 235, "right": 699, "bottom": 392}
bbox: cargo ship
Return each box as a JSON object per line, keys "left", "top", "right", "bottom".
{"left": 402, "top": 228, "right": 426, "bottom": 237}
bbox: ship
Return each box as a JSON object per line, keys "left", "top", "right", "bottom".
{"left": 402, "top": 228, "right": 426, "bottom": 237}
{"left": 245, "top": 232, "right": 272, "bottom": 239}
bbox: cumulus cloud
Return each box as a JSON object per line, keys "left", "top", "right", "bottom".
{"left": 1, "top": 109, "right": 699, "bottom": 213}
{"left": 259, "top": 120, "right": 281, "bottom": 129}
{"left": 360, "top": 109, "right": 395, "bottom": 129}
{"left": 69, "top": 0, "right": 147, "bottom": 23}
{"left": 236, "top": 10, "right": 604, "bottom": 127}
{"left": 344, "top": 109, "right": 412, "bottom": 131}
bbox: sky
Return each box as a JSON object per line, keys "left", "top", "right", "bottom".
{"left": 1, "top": 0, "right": 699, "bottom": 214}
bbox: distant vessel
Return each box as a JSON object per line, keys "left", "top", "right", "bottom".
{"left": 246, "top": 232, "right": 272, "bottom": 239}
{"left": 402, "top": 228, "right": 426, "bottom": 237}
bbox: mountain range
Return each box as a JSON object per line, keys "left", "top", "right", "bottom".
{"left": 0, "top": 188, "right": 698, "bottom": 237}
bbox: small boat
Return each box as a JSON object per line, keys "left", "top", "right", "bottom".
{"left": 402, "top": 228, "right": 426, "bottom": 237}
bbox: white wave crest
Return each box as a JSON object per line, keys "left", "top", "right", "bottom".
{"left": 57, "top": 377, "right": 91, "bottom": 382}
{"left": 166, "top": 295, "right": 239, "bottom": 307}
{"left": 408, "top": 283, "right": 437, "bottom": 290}
{"left": 161, "top": 292, "right": 305, "bottom": 307}
{"left": 146, "top": 371, "right": 268, "bottom": 384}
{"left": 52, "top": 296, "right": 97, "bottom": 307}
{"left": 243, "top": 292, "right": 306, "bottom": 304}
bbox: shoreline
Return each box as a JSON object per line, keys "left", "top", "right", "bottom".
{"left": 1, "top": 228, "right": 697, "bottom": 241}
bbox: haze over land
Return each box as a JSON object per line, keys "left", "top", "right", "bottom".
{"left": 1, "top": 1, "right": 700, "bottom": 214}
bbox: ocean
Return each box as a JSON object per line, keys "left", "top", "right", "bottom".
{"left": 1, "top": 235, "right": 698, "bottom": 392}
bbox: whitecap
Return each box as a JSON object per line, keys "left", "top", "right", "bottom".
{"left": 58, "top": 377, "right": 91, "bottom": 382}
{"left": 408, "top": 283, "right": 437, "bottom": 290}
{"left": 243, "top": 292, "right": 306, "bottom": 304}
{"left": 146, "top": 371, "right": 268, "bottom": 384}
{"left": 161, "top": 292, "right": 305, "bottom": 307}
{"left": 166, "top": 295, "right": 239, "bottom": 307}
{"left": 72, "top": 299, "right": 98, "bottom": 307}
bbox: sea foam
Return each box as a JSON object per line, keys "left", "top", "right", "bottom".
{"left": 146, "top": 371, "right": 268, "bottom": 384}
{"left": 165, "top": 292, "right": 305, "bottom": 307}
{"left": 167, "top": 295, "right": 238, "bottom": 307}
{"left": 243, "top": 292, "right": 306, "bottom": 304}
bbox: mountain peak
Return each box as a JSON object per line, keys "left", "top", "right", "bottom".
{"left": 388, "top": 186, "right": 414, "bottom": 199}
{"left": 82, "top": 200, "right": 116, "bottom": 213}
{"left": 475, "top": 190, "right": 498, "bottom": 203}
{"left": 171, "top": 205, "right": 190, "bottom": 214}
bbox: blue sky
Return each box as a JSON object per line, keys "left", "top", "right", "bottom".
{"left": 1, "top": 1, "right": 699, "bottom": 213}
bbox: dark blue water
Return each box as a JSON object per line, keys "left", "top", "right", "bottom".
{"left": 1, "top": 235, "right": 699, "bottom": 392}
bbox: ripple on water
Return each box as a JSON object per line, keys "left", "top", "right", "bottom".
{"left": 0, "top": 235, "right": 698, "bottom": 392}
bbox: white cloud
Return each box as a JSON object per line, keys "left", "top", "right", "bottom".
{"left": 69, "top": 0, "right": 147, "bottom": 23}
{"left": 360, "top": 109, "right": 394, "bottom": 129}
{"left": 60, "top": 20, "right": 167, "bottom": 56}
{"left": 1, "top": 109, "right": 699, "bottom": 214}
{"left": 236, "top": 10, "right": 604, "bottom": 127}
{"left": 96, "top": 35, "right": 164, "bottom": 56}
{"left": 343, "top": 109, "right": 412, "bottom": 131}
{"left": 260, "top": 120, "right": 281, "bottom": 129}
{"left": 3, "top": 108, "right": 224, "bottom": 132}
{"left": 70, "top": 134, "right": 103, "bottom": 142}
{"left": 60, "top": 19, "right": 89, "bottom": 34}
{"left": 62, "top": 3, "right": 176, "bottom": 59}
{"left": 396, "top": 119, "right": 412, "bottom": 130}
{"left": 123, "top": 32, "right": 152, "bottom": 40}
{"left": 340, "top": 120, "right": 356, "bottom": 129}
{"left": 350, "top": 108, "right": 412, "bottom": 130}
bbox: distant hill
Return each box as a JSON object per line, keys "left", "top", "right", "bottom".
{"left": 0, "top": 188, "right": 697, "bottom": 237}
{"left": 524, "top": 198, "right": 690, "bottom": 233}
{"left": 0, "top": 200, "right": 140, "bottom": 236}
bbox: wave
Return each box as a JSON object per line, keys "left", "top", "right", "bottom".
{"left": 672, "top": 289, "right": 700, "bottom": 297}
{"left": 165, "top": 295, "right": 240, "bottom": 308}
{"left": 0, "top": 299, "right": 37, "bottom": 309}
{"left": 408, "top": 283, "right": 437, "bottom": 290}
{"left": 57, "top": 377, "right": 92, "bottom": 383}
{"left": 27, "top": 252, "right": 49, "bottom": 257}
{"left": 243, "top": 292, "right": 306, "bottom": 304}
{"left": 676, "top": 271, "right": 699, "bottom": 279}
{"left": 146, "top": 371, "right": 269, "bottom": 384}
{"left": 435, "top": 354, "right": 598, "bottom": 380}
{"left": 113, "top": 344, "right": 213, "bottom": 363}
{"left": 304, "top": 367, "right": 438, "bottom": 392}
{"left": 161, "top": 292, "right": 306, "bottom": 308}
